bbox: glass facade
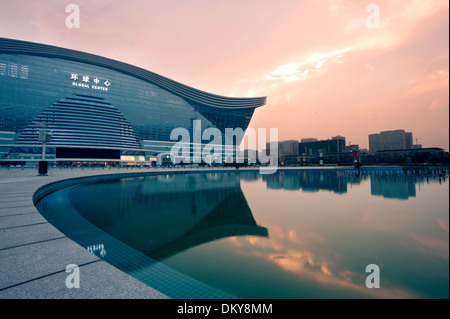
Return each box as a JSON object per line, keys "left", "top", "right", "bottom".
{"left": 0, "top": 38, "right": 265, "bottom": 162}
{"left": 298, "top": 138, "right": 346, "bottom": 156}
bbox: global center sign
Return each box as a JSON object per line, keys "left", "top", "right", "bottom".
{"left": 70, "top": 72, "right": 110, "bottom": 91}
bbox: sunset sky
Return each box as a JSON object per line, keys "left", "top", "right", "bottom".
{"left": 0, "top": 0, "right": 448, "bottom": 150}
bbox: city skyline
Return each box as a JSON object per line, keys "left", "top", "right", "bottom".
{"left": 0, "top": 0, "right": 448, "bottom": 151}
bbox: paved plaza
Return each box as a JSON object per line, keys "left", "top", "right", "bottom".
{"left": 0, "top": 166, "right": 174, "bottom": 299}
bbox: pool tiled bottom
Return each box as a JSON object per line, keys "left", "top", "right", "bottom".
{"left": 35, "top": 186, "right": 237, "bottom": 299}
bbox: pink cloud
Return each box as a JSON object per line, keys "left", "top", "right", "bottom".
{"left": 410, "top": 233, "right": 449, "bottom": 259}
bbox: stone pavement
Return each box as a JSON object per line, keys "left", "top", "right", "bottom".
{"left": 0, "top": 166, "right": 175, "bottom": 299}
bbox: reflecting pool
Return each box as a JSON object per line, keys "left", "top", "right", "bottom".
{"left": 36, "top": 168, "right": 449, "bottom": 298}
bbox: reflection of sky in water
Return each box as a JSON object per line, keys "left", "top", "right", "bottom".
{"left": 49, "top": 169, "right": 448, "bottom": 299}
{"left": 158, "top": 170, "right": 448, "bottom": 299}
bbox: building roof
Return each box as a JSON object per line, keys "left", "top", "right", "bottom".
{"left": 375, "top": 147, "right": 445, "bottom": 153}
{"left": 0, "top": 37, "right": 266, "bottom": 109}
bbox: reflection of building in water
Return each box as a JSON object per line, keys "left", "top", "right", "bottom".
{"left": 238, "top": 171, "right": 261, "bottom": 182}
{"left": 148, "top": 190, "right": 267, "bottom": 260}
{"left": 68, "top": 173, "right": 267, "bottom": 261}
{"left": 261, "top": 170, "right": 350, "bottom": 194}
{"left": 370, "top": 176, "right": 416, "bottom": 200}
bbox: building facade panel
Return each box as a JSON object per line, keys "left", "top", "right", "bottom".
{"left": 369, "top": 130, "right": 413, "bottom": 153}
{"left": 298, "top": 137, "right": 346, "bottom": 156}
{"left": 0, "top": 38, "right": 265, "bottom": 162}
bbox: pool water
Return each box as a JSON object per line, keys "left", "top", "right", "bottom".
{"left": 36, "top": 168, "right": 449, "bottom": 299}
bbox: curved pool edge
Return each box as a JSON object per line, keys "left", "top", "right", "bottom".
{"left": 33, "top": 170, "right": 241, "bottom": 299}
{"left": 1, "top": 165, "right": 402, "bottom": 299}
{"left": 0, "top": 167, "right": 208, "bottom": 299}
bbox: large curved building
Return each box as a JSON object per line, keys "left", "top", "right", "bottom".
{"left": 0, "top": 37, "right": 266, "bottom": 164}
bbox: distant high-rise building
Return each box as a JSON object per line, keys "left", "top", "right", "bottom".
{"left": 405, "top": 132, "right": 413, "bottom": 149}
{"left": 369, "top": 129, "right": 413, "bottom": 152}
{"left": 368, "top": 134, "right": 382, "bottom": 152}
{"left": 281, "top": 140, "right": 299, "bottom": 156}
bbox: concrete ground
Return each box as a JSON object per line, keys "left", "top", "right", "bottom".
{"left": 0, "top": 166, "right": 177, "bottom": 299}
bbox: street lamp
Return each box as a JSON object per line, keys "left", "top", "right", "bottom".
{"left": 36, "top": 122, "right": 52, "bottom": 176}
